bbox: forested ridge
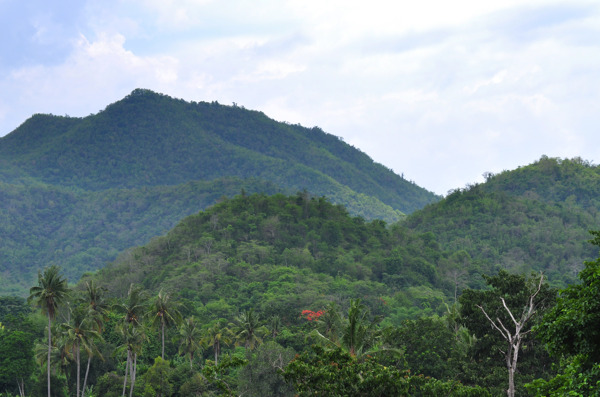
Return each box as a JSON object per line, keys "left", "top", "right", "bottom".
{"left": 2, "top": 192, "right": 600, "bottom": 396}
{"left": 0, "top": 89, "right": 438, "bottom": 295}
{"left": 405, "top": 156, "right": 600, "bottom": 287}
{"left": 2, "top": 88, "right": 600, "bottom": 395}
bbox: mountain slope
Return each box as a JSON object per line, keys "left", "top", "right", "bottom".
{"left": 0, "top": 89, "right": 437, "bottom": 213}
{"left": 404, "top": 156, "right": 600, "bottom": 287}
{"left": 0, "top": 89, "right": 438, "bottom": 295}
{"left": 86, "top": 192, "right": 452, "bottom": 324}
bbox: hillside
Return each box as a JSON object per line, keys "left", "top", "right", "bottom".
{"left": 87, "top": 192, "right": 454, "bottom": 324}
{"left": 404, "top": 156, "right": 600, "bottom": 287}
{"left": 0, "top": 89, "right": 437, "bottom": 212}
{"left": 0, "top": 89, "right": 438, "bottom": 295}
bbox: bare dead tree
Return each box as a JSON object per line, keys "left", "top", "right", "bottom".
{"left": 476, "top": 274, "right": 544, "bottom": 397}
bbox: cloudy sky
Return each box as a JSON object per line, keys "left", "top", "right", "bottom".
{"left": 1, "top": 0, "right": 599, "bottom": 195}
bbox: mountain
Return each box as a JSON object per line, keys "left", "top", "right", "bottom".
{"left": 86, "top": 156, "right": 600, "bottom": 320}
{"left": 0, "top": 89, "right": 438, "bottom": 295}
{"left": 404, "top": 156, "right": 600, "bottom": 288}
{"left": 85, "top": 192, "right": 452, "bottom": 324}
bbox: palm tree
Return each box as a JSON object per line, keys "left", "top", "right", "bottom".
{"left": 268, "top": 315, "right": 282, "bottom": 339}
{"left": 177, "top": 317, "right": 203, "bottom": 369}
{"left": 310, "top": 299, "right": 382, "bottom": 358}
{"left": 150, "top": 289, "right": 182, "bottom": 359}
{"left": 317, "top": 302, "right": 343, "bottom": 344}
{"left": 202, "top": 321, "right": 233, "bottom": 366}
{"left": 78, "top": 280, "right": 108, "bottom": 395}
{"left": 114, "top": 284, "right": 147, "bottom": 327}
{"left": 342, "top": 299, "right": 381, "bottom": 357}
{"left": 114, "top": 284, "right": 148, "bottom": 397}
{"left": 80, "top": 280, "right": 108, "bottom": 331}
{"left": 230, "top": 309, "right": 269, "bottom": 350}
{"left": 28, "top": 265, "right": 69, "bottom": 397}
{"left": 118, "top": 323, "right": 147, "bottom": 397}
{"left": 61, "top": 305, "right": 103, "bottom": 397}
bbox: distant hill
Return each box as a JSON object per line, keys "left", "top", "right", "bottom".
{"left": 404, "top": 156, "right": 600, "bottom": 288}
{"left": 0, "top": 89, "right": 438, "bottom": 295}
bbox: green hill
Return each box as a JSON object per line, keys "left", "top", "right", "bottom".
{"left": 87, "top": 192, "right": 453, "bottom": 324}
{"left": 0, "top": 89, "right": 438, "bottom": 295}
{"left": 404, "top": 156, "right": 600, "bottom": 288}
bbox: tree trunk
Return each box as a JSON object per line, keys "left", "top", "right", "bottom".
{"left": 82, "top": 354, "right": 92, "bottom": 397}
{"left": 17, "top": 377, "right": 24, "bottom": 397}
{"left": 122, "top": 350, "right": 129, "bottom": 397}
{"left": 129, "top": 352, "right": 137, "bottom": 397}
{"left": 215, "top": 341, "right": 219, "bottom": 366}
{"left": 47, "top": 314, "right": 52, "bottom": 397}
{"left": 76, "top": 342, "right": 81, "bottom": 397}
{"left": 161, "top": 320, "right": 165, "bottom": 360}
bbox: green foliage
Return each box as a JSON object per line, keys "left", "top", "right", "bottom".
{"left": 387, "top": 316, "right": 464, "bottom": 381}
{"left": 0, "top": 89, "right": 438, "bottom": 294}
{"left": 0, "top": 329, "right": 35, "bottom": 395}
{"left": 459, "top": 270, "right": 556, "bottom": 395}
{"left": 90, "top": 193, "right": 449, "bottom": 322}
{"left": 526, "top": 355, "right": 600, "bottom": 396}
{"left": 237, "top": 341, "right": 295, "bottom": 396}
{"left": 142, "top": 357, "right": 173, "bottom": 397}
{"left": 529, "top": 231, "right": 600, "bottom": 395}
{"left": 405, "top": 156, "right": 600, "bottom": 289}
{"left": 282, "top": 345, "right": 489, "bottom": 396}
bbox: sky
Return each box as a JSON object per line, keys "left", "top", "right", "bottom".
{"left": 1, "top": 0, "right": 599, "bottom": 195}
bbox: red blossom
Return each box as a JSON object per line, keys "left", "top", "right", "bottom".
{"left": 301, "top": 309, "right": 325, "bottom": 321}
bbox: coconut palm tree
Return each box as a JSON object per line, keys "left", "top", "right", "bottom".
{"left": 28, "top": 265, "right": 69, "bottom": 397}
{"left": 177, "top": 317, "right": 203, "bottom": 369}
{"left": 310, "top": 299, "right": 382, "bottom": 358}
{"left": 150, "top": 289, "right": 182, "bottom": 359}
{"left": 230, "top": 309, "right": 269, "bottom": 350}
{"left": 202, "top": 321, "right": 233, "bottom": 366}
{"left": 61, "top": 305, "right": 102, "bottom": 397}
{"left": 113, "top": 284, "right": 148, "bottom": 397}
{"left": 114, "top": 284, "right": 147, "bottom": 327}
{"left": 342, "top": 299, "right": 381, "bottom": 357}
{"left": 78, "top": 280, "right": 107, "bottom": 395}
{"left": 118, "top": 323, "right": 147, "bottom": 397}
{"left": 80, "top": 280, "right": 108, "bottom": 331}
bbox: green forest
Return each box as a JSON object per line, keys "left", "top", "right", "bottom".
{"left": 0, "top": 89, "right": 439, "bottom": 295}
{"left": 2, "top": 192, "right": 600, "bottom": 396}
{"left": 2, "top": 91, "right": 600, "bottom": 396}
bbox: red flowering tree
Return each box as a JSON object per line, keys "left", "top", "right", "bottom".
{"left": 301, "top": 310, "right": 324, "bottom": 322}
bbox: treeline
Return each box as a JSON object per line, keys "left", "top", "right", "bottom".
{"left": 2, "top": 193, "right": 600, "bottom": 395}
{"left": 4, "top": 248, "right": 600, "bottom": 396}
{"left": 0, "top": 268, "right": 544, "bottom": 396}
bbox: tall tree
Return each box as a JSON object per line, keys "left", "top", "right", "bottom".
{"left": 28, "top": 265, "right": 69, "bottom": 397}
{"left": 118, "top": 323, "right": 147, "bottom": 397}
{"left": 230, "top": 309, "right": 268, "bottom": 350}
{"left": 309, "top": 299, "right": 381, "bottom": 358}
{"left": 529, "top": 231, "right": 600, "bottom": 395}
{"left": 475, "top": 274, "right": 544, "bottom": 397}
{"left": 114, "top": 284, "right": 148, "bottom": 397}
{"left": 114, "top": 284, "right": 147, "bottom": 327}
{"left": 150, "top": 289, "right": 182, "bottom": 359}
{"left": 202, "top": 321, "right": 233, "bottom": 366}
{"left": 460, "top": 270, "right": 555, "bottom": 397}
{"left": 78, "top": 280, "right": 107, "bottom": 395}
{"left": 61, "top": 305, "right": 102, "bottom": 397}
{"left": 178, "top": 317, "right": 203, "bottom": 369}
